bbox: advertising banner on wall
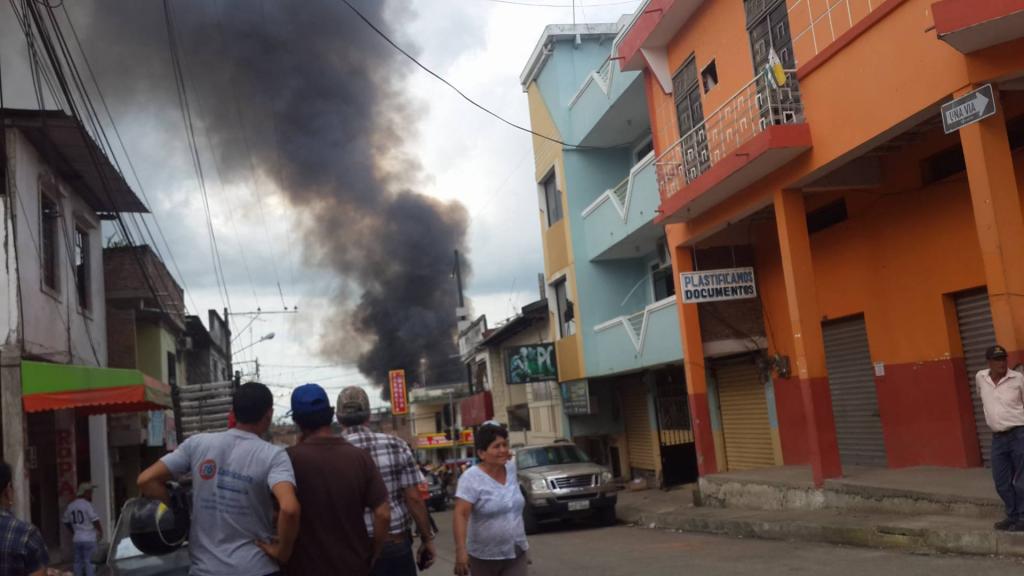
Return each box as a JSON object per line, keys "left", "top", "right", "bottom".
{"left": 679, "top": 267, "right": 757, "bottom": 304}
{"left": 389, "top": 370, "right": 409, "bottom": 415}
{"left": 506, "top": 344, "right": 558, "bottom": 384}
{"left": 561, "top": 380, "right": 591, "bottom": 416}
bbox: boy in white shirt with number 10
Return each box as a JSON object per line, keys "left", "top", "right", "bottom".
{"left": 63, "top": 482, "right": 102, "bottom": 576}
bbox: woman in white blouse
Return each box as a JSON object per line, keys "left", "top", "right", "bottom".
{"left": 453, "top": 422, "right": 529, "bottom": 576}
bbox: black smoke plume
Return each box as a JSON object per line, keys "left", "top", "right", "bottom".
{"left": 68, "top": 0, "right": 469, "bottom": 393}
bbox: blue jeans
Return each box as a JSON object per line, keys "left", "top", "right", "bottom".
{"left": 73, "top": 541, "right": 97, "bottom": 576}
{"left": 992, "top": 427, "right": 1024, "bottom": 521}
{"left": 370, "top": 538, "right": 417, "bottom": 576}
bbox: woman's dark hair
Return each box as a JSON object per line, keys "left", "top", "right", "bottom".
{"left": 0, "top": 461, "right": 10, "bottom": 494}
{"left": 292, "top": 408, "right": 334, "bottom": 432}
{"left": 474, "top": 423, "right": 509, "bottom": 453}
{"left": 233, "top": 382, "right": 274, "bottom": 424}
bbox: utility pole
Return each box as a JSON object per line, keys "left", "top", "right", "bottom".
{"left": 255, "top": 357, "right": 260, "bottom": 381}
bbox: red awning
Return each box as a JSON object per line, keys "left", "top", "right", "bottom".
{"left": 22, "top": 361, "right": 172, "bottom": 414}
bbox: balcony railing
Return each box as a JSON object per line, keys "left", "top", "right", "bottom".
{"left": 789, "top": 0, "right": 883, "bottom": 63}
{"left": 589, "top": 297, "right": 681, "bottom": 376}
{"left": 580, "top": 152, "right": 659, "bottom": 260}
{"left": 655, "top": 69, "right": 803, "bottom": 200}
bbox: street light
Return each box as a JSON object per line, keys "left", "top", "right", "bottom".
{"left": 233, "top": 332, "right": 275, "bottom": 357}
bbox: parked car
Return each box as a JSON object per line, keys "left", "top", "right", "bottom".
{"left": 424, "top": 471, "right": 449, "bottom": 512}
{"left": 93, "top": 498, "right": 190, "bottom": 576}
{"left": 515, "top": 442, "right": 619, "bottom": 534}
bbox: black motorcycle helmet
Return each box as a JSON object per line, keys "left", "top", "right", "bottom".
{"left": 129, "top": 487, "right": 190, "bottom": 555}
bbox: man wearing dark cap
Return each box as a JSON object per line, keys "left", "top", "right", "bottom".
{"left": 285, "top": 383, "right": 390, "bottom": 575}
{"left": 977, "top": 345, "right": 1024, "bottom": 530}
{"left": 339, "top": 386, "right": 436, "bottom": 575}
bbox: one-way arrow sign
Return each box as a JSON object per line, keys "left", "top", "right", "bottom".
{"left": 941, "top": 84, "right": 997, "bottom": 134}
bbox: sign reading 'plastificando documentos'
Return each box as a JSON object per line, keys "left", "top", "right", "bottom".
{"left": 680, "top": 267, "right": 757, "bottom": 304}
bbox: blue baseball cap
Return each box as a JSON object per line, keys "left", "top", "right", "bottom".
{"left": 289, "top": 383, "right": 331, "bottom": 416}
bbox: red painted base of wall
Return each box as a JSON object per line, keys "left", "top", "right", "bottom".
{"left": 803, "top": 377, "right": 843, "bottom": 484}
{"left": 773, "top": 378, "right": 810, "bottom": 465}
{"left": 875, "top": 357, "right": 981, "bottom": 468}
{"left": 689, "top": 392, "right": 718, "bottom": 475}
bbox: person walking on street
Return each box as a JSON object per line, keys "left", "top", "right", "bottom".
{"left": 338, "top": 386, "right": 437, "bottom": 575}
{"left": 285, "top": 383, "right": 391, "bottom": 576}
{"left": 977, "top": 345, "right": 1024, "bottom": 531}
{"left": 453, "top": 422, "right": 528, "bottom": 576}
{"left": 62, "top": 482, "right": 102, "bottom": 576}
{"left": 0, "top": 462, "right": 48, "bottom": 576}
{"left": 138, "top": 382, "right": 300, "bottom": 576}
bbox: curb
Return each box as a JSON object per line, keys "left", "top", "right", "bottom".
{"left": 616, "top": 503, "right": 1024, "bottom": 559}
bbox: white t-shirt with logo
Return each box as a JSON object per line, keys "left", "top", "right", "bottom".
{"left": 63, "top": 498, "right": 100, "bottom": 543}
{"left": 161, "top": 428, "right": 296, "bottom": 576}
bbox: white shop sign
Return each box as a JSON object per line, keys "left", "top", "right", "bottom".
{"left": 680, "top": 267, "right": 757, "bottom": 304}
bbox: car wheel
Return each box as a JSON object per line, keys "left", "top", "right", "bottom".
{"left": 597, "top": 505, "right": 617, "bottom": 527}
{"left": 523, "top": 501, "right": 541, "bottom": 535}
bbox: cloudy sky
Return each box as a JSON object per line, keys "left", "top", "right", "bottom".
{"left": 0, "top": 0, "right": 641, "bottom": 417}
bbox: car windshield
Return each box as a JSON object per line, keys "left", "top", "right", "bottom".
{"left": 516, "top": 445, "right": 590, "bottom": 469}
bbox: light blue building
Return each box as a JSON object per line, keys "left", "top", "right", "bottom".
{"left": 521, "top": 20, "right": 696, "bottom": 486}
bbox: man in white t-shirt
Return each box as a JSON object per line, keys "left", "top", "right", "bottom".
{"left": 138, "top": 382, "right": 300, "bottom": 576}
{"left": 63, "top": 482, "right": 101, "bottom": 576}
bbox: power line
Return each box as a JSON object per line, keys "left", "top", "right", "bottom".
{"left": 338, "top": 0, "right": 613, "bottom": 150}
{"left": 58, "top": 4, "right": 201, "bottom": 316}
{"left": 161, "top": 0, "right": 232, "bottom": 312}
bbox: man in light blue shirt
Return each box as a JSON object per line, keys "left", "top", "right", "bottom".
{"left": 138, "top": 382, "right": 300, "bottom": 576}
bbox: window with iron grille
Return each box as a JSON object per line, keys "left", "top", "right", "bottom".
{"left": 74, "top": 225, "right": 90, "bottom": 311}
{"left": 40, "top": 190, "right": 60, "bottom": 292}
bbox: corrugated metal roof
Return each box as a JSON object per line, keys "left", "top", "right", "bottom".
{"left": 3, "top": 108, "right": 148, "bottom": 214}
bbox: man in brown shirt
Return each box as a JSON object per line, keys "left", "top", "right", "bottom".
{"left": 285, "top": 383, "right": 390, "bottom": 575}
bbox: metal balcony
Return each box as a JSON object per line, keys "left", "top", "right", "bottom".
{"left": 655, "top": 70, "right": 812, "bottom": 223}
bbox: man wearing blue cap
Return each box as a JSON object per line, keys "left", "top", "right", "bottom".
{"left": 285, "top": 383, "right": 391, "bottom": 575}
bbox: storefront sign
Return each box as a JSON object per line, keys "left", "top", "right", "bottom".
{"left": 561, "top": 380, "right": 591, "bottom": 415}
{"left": 389, "top": 370, "right": 409, "bottom": 415}
{"left": 506, "top": 344, "right": 557, "bottom": 384}
{"left": 680, "top": 267, "right": 757, "bottom": 303}
{"left": 147, "top": 410, "right": 166, "bottom": 447}
{"left": 416, "top": 433, "right": 453, "bottom": 449}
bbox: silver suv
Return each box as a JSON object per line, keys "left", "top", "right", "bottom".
{"left": 515, "top": 441, "right": 619, "bottom": 534}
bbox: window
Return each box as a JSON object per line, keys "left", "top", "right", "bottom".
{"left": 530, "top": 381, "right": 553, "bottom": 402}
{"left": 633, "top": 136, "right": 654, "bottom": 163}
{"left": 74, "top": 225, "right": 90, "bottom": 311}
{"left": 553, "top": 279, "right": 575, "bottom": 338}
{"left": 542, "top": 171, "right": 562, "bottom": 226}
{"left": 167, "top": 352, "right": 178, "bottom": 389}
{"left": 701, "top": 59, "right": 719, "bottom": 93}
{"left": 40, "top": 192, "right": 60, "bottom": 292}
{"left": 651, "top": 261, "right": 676, "bottom": 301}
{"left": 921, "top": 145, "right": 966, "bottom": 185}
{"left": 806, "top": 199, "right": 848, "bottom": 234}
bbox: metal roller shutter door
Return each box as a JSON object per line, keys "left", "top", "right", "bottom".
{"left": 822, "top": 316, "right": 887, "bottom": 468}
{"left": 622, "top": 382, "right": 657, "bottom": 472}
{"left": 715, "top": 358, "right": 774, "bottom": 471}
{"left": 954, "top": 290, "right": 996, "bottom": 467}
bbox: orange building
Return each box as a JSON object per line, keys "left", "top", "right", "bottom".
{"left": 614, "top": 0, "right": 1024, "bottom": 485}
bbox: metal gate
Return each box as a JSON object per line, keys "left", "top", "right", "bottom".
{"left": 713, "top": 356, "right": 774, "bottom": 471}
{"left": 954, "top": 289, "right": 996, "bottom": 466}
{"left": 654, "top": 372, "right": 697, "bottom": 486}
{"left": 822, "top": 316, "right": 887, "bottom": 468}
{"left": 621, "top": 379, "right": 657, "bottom": 475}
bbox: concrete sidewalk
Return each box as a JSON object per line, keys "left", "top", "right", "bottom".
{"left": 616, "top": 467, "right": 1024, "bottom": 559}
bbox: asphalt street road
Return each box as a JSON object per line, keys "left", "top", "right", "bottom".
{"left": 426, "top": 509, "right": 1024, "bottom": 575}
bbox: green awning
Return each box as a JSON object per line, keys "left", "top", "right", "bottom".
{"left": 22, "top": 361, "right": 172, "bottom": 414}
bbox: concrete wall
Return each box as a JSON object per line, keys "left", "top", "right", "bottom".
{"left": 1, "top": 129, "right": 107, "bottom": 367}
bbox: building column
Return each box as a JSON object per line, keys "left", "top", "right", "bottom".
{"left": 88, "top": 415, "right": 112, "bottom": 536}
{"left": 959, "top": 86, "right": 1024, "bottom": 366}
{"left": 55, "top": 409, "right": 76, "bottom": 561}
{"left": 0, "top": 350, "right": 29, "bottom": 520}
{"left": 773, "top": 189, "right": 842, "bottom": 486}
{"left": 671, "top": 240, "right": 718, "bottom": 475}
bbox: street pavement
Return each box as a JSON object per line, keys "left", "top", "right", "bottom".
{"left": 427, "top": 509, "right": 1024, "bottom": 575}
